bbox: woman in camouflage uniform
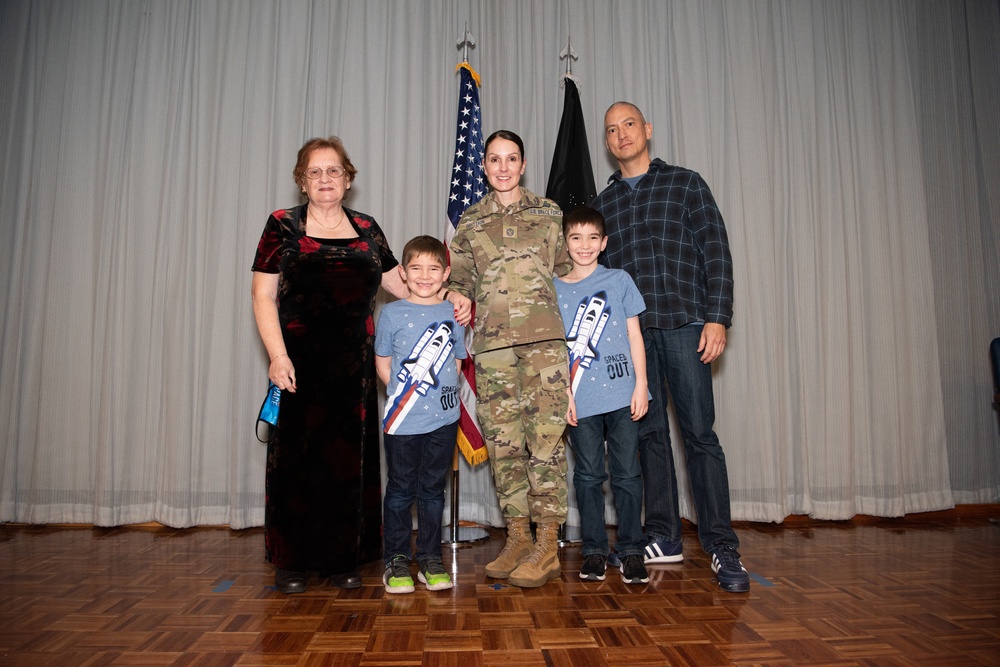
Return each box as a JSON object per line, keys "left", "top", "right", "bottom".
{"left": 448, "top": 130, "right": 571, "bottom": 588}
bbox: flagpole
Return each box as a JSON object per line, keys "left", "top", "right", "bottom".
{"left": 560, "top": 36, "right": 577, "bottom": 75}
{"left": 458, "top": 22, "right": 474, "bottom": 63}
{"left": 444, "top": 23, "right": 489, "bottom": 546}
{"left": 550, "top": 35, "right": 595, "bottom": 549}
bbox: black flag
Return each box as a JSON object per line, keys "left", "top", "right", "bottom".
{"left": 545, "top": 76, "right": 597, "bottom": 213}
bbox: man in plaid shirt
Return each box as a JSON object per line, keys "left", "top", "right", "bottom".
{"left": 592, "top": 101, "right": 749, "bottom": 593}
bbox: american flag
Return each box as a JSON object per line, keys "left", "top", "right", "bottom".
{"left": 446, "top": 64, "right": 486, "bottom": 232}
{"left": 445, "top": 63, "right": 488, "bottom": 466}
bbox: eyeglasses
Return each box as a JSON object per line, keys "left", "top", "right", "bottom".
{"left": 304, "top": 166, "right": 346, "bottom": 179}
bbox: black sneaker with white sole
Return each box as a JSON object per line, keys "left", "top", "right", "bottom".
{"left": 579, "top": 554, "right": 607, "bottom": 581}
{"left": 619, "top": 554, "right": 650, "bottom": 584}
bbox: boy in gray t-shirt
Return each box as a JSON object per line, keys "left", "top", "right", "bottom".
{"left": 375, "top": 236, "right": 466, "bottom": 594}
{"left": 554, "top": 207, "right": 650, "bottom": 584}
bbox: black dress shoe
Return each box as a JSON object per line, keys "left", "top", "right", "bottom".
{"left": 275, "top": 568, "right": 307, "bottom": 594}
{"left": 328, "top": 571, "right": 362, "bottom": 589}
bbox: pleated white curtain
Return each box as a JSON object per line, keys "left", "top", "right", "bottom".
{"left": 0, "top": 0, "right": 997, "bottom": 529}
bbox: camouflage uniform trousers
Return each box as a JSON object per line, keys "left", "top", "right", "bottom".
{"left": 474, "top": 339, "right": 570, "bottom": 523}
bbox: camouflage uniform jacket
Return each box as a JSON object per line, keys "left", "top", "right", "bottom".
{"left": 449, "top": 187, "right": 571, "bottom": 355}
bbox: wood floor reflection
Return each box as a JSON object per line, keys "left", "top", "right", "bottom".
{"left": 1, "top": 508, "right": 998, "bottom": 666}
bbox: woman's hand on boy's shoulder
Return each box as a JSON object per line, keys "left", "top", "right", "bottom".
{"left": 446, "top": 291, "right": 472, "bottom": 326}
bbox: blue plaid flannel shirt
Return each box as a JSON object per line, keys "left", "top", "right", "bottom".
{"left": 594, "top": 158, "right": 734, "bottom": 330}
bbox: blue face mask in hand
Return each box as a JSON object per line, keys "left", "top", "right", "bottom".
{"left": 256, "top": 382, "right": 281, "bottom": 442}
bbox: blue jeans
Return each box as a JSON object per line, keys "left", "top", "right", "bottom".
{"left": 641, "top": 325, "right": 739, "bottom": 553}
{"left": 382, "top": 421, "right": 458, "bottom": 566}
{"left": 568, "top": 406, "right": 645, "bottom": 557}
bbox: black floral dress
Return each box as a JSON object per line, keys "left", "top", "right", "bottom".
{"left": 252, "top": 203, "right": 396, "bottom": 573}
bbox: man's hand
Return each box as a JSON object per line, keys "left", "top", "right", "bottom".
{"left": 698, "top": 323, "right": 727, "bottom": 363}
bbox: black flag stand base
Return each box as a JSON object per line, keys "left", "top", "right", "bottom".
{"left": 443, "top": 446, "right": 489, "bottom": 545}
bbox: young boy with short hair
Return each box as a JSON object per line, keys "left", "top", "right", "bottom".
{"left": 375, "top": 235, "right": 466, "bottom": 593}
{"left": 554, "top": 206, "right": 650, "bottom": 584}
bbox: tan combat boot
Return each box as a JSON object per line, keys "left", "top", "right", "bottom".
{"left": 508, "top": 522, "right": 561, "bottom": 587}
{"left": 484, "top": 516, "right": 534, "bottom": 579}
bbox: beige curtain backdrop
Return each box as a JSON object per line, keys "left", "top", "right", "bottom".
{"left": 0, "top": 0, "right": 997, "bottom": 528}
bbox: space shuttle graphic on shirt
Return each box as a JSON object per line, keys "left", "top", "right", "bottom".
{"left": 383, "top": 321, "right": 455, "bottom": 434}
{"left": 565, "top": 291, "right": 610, "bottom": 395}
{"left": 398, "top": 322, "right": 455, "bottom": 395}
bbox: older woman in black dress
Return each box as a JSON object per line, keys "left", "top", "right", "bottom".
{"left": 251, "top": 137, "right": 430, "bottom": 594}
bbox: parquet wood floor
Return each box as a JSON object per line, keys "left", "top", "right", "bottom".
{"left": 1, "top": 509, "right": 999, "bottom": 666}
